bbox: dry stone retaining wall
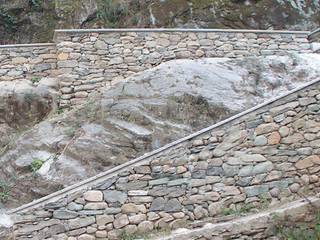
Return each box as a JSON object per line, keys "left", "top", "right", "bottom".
{"left": 10, "top": 80, "right": 320, "bottom": 239}
{"left": 0, "top": 44, "right": 57, "bottom": 82}
{"left": 54, "top": 29, "right": 313, "bottom": 107}
{"left": 159, "top": 196, "right": 320, "bottom": 240}
{"left": 0, "top": 29, "right": 317, "bottom": 107}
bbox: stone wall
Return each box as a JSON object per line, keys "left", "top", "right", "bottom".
{"left": 0, "top": 29, "right": 317, "bottom": 107}
{"left": 0, "top": 44, "right": 57, "bottom": 82}
{"left": 159, "top": 196, "right": 320, "bottom": 240}
{"left": 10, "top": 80, "right": 320, "bottom": 240}
{"left": 53, "top": 29, "right": 313, "bottom": 107}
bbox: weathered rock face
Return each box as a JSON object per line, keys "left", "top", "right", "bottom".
{"left": 0, "top": 79, "right": 58, "bottom": 149}
{"left": 0, "top": 0, "right": 319, "bottom": 44}
{"left": 0, "top": 54, "right": 319, "bottom": 208}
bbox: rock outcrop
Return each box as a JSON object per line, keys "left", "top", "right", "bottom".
{"left": 0, "top": 0, "right": 319, "bottom": 44}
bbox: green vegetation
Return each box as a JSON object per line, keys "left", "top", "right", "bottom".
{"left": 0, "top": 180, "right": 10, "bottom": 202}
{"left": 276, "top": 211, "right": 320, "bottom": 240}
{"left": 97, "top": 0, "right": 129, "bottom": 27}
{"left": 119, "top": 227, "right": 171, "bottom": 240}
{"left": 222, "top": 203, "right": 255, "bottom": 216}
{"left": 0, "top": 8, "right": 17, "bottom": 31}
{"left": 24, "top": 92, "right": 38, "bottom": 103}
{"left": 30, "top": 158, "right": 43, "bottom": 173}
{"left": 29, "top": 0, "right": 41, "bottom": 8}
{"left": 30, "top": 76, "right": 41, "bottom": 84}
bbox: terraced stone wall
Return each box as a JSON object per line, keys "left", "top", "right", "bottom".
{"left": 0, "top": 44, "right": 57, "bottom": 82}
{"left": 53, "top": 29, "right": 313, "bottom": 107}
{"left": 10, "top": 80, "right": 320, "bottom": 240}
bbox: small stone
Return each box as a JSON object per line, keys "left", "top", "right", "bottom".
{"left": 255, "top": 123, "right": 279, "bottom": 135}
{"left": 150, "top": 198, "right": 166, "bottom": 211}
{"left": 86, "top": 226, "right": 97, "bottom": 234}
{"left": 121, "top": 203, "right": 146, "bottom": 213}
{"left": 193, "top": 139, "right": 203, "bottom": 146}
{"left": 254, "top": 135, "right": 268, "bottom": 146}
{"left": 199, "top": 150, "right": 213, "bottom": 160}
{"left": 53, "top": 210, "right": 78, "bottom": 219}
{"left": 301, "top": 175, "right": 310, "bottom": 184}
{"left": 113, "top": 214, "right": 129, "bottom": 229}
{"left": 252, "top": 161, "right": 273, "bottom": 175}
{"left": 208, "top": 202, "right": 223, "bottom": 216}
{"left": 57, "top": 52, "right": 69, "bottom": 61}
{"left": 103, "top": 190, "right": 127, "bottom": 204}
{"left": 268, "top": 132, "right": 281, "bottom": 145}
{"left": 221, "top": 186, "right": 241, "bottom": 196}
{"left": 96, "top": 215, "right": 114, "bottom": 226}
{"left": 84, "top": 202, "right": 108, "bottom": 210}
{"left": 269, "top": 188, "right": 280, "bottom": 198}
{"left": 222, "top": 163, "right": 240, "bottom": 177}
{"left": 78, "top": 234, "right": 95, "bottom": 240}
{"left": 124, "top": 225, "right": 138, "bottom": 235}
{"left": 295, "top": 155, "right": 319, "bottom": 169}
{"left": 310, "top": 175, "right": 319, "bottom": 183}
{"left": 289, "top": 183, "right": 300, "bottom": 193}
{"left": 164, "top": 199, "right": 182, "bottom": 212}
{"left": 244, "top": 185, "right": 269, "bottom": 197}
{"left": 83, "top": 191, "right": 103, "bottom": 202}
{"left": 194, "top": 206, "right": 208, "bottom": 220}
{"left": 279, "top": 126, "right": 290, "bottom": 137}
{"left": 128, "top": 214, "right": 146, "bottom": 224}
{"left": 68, "top": 217, "right": 96, "bottom": 230}
{"left": 137, "top": 221, "right": 154, "bottom": 233}
{"left": 67, "top": 202, "right": 83, "bottom": 211}
{"left": 96, "top": 230, "right": 107, "bottom": 238}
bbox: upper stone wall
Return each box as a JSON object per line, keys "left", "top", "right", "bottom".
{"left": 53, "top": 29, "right": 313, "bottom": 107}
{"left": 0, "top": 44, "right": 57, "bottom": 82}
{"left": 0, "top": 28, "right": 318, "bottom": 108}
{"left": 9, "top": 79, "right": 320, "bottom": 240}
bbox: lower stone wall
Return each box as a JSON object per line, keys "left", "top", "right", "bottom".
{"left": 0, "top": 44, "right": 57, "bottom": 82}
{"left": 159, "top": 196, "right": 320, "bottom": 240}
{"left": 54, "top": 29, "right": 313, "bottom": 107}
{"left": 10, "top": 80, "right": 320, "bottom": 239}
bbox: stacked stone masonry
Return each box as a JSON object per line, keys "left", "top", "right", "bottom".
{"left": 54, "top": 30, "right": 312, "bottom": 107}
{"left": 11, "top": 80, "right": 320, "bottom": 239}
{"left": 0, "top": 44, "right": 57, "bottom": 82}
{"left": 0, "top": 29, "right": 317, "bottom": 107}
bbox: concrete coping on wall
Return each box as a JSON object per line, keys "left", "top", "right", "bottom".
{"left": 54, "top": 28, "right": 310, "bottom": 36}
{"left": 309, "top": 28, "right": 320, "bottom": 42}
{"left": 0, "top": 43, "right": 56, "bottom": 49}
{"left": 8, "top": 78, "right": 320, "bottom": 215}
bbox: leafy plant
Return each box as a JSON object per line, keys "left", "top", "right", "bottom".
{"left": 0, "top": 8, "right": 17, "bottom": 31}
{"left": 97, "top": 0, "right": 129, "bottom": 27}
{"left": 56, "top": 107, "right": 64, "bottom": 115}
{"left": 276, "top": 211, "right": 320, "bottom": 240}
{"left": 30, "top": 76, "right": 41, "bottom": 84}
{"left": 29, "top": 0, "right": 41, "bottom": 8}
{"left": 30, "top": 158, "right": 43, "bottom": 173}
{"left": 24, "top": 92, "right": 37, "bottom": 103}
{"left": 0, "top": 180, "right": 10, "bottom": 202}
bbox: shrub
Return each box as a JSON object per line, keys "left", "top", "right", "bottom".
{"left": 97, "top": 0, "right": 129, "bottom": 27}
{"left": 30, "top": 158, "right": 43, "bottom": 173}
{"left": 0, "top": 180, "right": 10, "bottom": 202}
{"left": 276, "top": 210, "right": 320, "bottom": 240}
{"left": 30, "top": 76, "right": 41, "bottom": 84}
